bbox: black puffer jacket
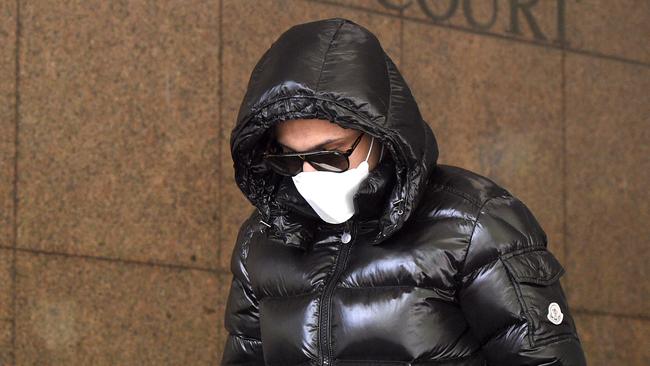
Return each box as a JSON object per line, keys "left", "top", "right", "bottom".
{"left": 222, "top": 17, "right": 586, "bottom": 366}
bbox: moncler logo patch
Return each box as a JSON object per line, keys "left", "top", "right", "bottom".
{"left": 547, "top": 302, "right": 564, "bottom": 325}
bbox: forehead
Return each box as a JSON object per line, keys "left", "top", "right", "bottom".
{"left": 275, "top": 118, "right": 345, "bottom": 134}
{"left": 273, "top": 119, "right": 356, "bottom": 141}
{"left": 271, "top": 119, "right": 360, "bottom": 152}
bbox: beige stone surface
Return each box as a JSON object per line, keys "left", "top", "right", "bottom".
{"left": 0, "top": 0, "right": 16, "bottom": 361}
{"left": 0, "top": 321, "right": 10, "bottom": 366}
{"left": 220, "top": 0, "right": 402, "bottom": 270}
{"left": 0, "top": 249, "right": 11, "bottom": 322}
{"left": 0, "top": 249, "right": 12, "bottom": 365}
{"left": 565, "top": 53, "right": 649, "bottom": 316}
{"left": 214, "top": 273, "right": 231, "bottom": 362}
{"left": 14, "top": 251, "right": 224, "bottom": 365}
{"left": 566, "top": 0, "right": 650, "bottom": 64}
{"left": 401, "top": 20, "right": 566, "bottom": 264}
{"left": 326, "top": 0, "right": 408, "bottom": 14}
{"left": 18, "top": 1, "right": 221, "bottom": 268}
{"left": 0, "top": 0, "right": 16, "bottom": 250}
{"left": 574, "top": 312, "right": 650, "bottom": 366}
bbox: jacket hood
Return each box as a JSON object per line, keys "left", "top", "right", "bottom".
{"left": 230, "top": 17, "right": 438, "bottom": 250}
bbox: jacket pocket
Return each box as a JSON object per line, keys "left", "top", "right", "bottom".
{"left": 499, "top": 248, "right": 579, "bottom": 348}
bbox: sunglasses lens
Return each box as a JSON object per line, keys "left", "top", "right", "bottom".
{"left": 263, "top": 152, "right": 350, "bottom": 176}
{"left": 264, "top": 155, "right": 303, "bottom": 176}
{"left": 307, "top": 153, "right": 349, "bottom": 172}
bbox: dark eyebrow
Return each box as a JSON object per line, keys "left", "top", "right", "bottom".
{"left": 277, "top": 137, "right": 345, "bottom": 152}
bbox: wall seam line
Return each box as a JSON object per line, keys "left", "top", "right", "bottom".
{"left": 11, "top": 0, "right": 21, "bottom": 364}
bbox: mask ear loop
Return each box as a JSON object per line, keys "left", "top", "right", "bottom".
{"left": 364, "top": 136, "right": 374, "bottom": 163}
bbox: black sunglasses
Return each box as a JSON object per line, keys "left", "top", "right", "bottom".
{"left": 262, "top": 132, "right": 365, "bottom": 176}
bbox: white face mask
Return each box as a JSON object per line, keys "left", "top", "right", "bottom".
{"left": 291, "top": 135, "right": 381, "bottom": 224}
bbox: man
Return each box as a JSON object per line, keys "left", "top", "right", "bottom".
{"left": 222, "top": 17, "right": 587, "bottom": 366}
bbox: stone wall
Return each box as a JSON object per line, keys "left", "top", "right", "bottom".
{"left": 0, "top": 1, "right": 647, "bottom": 364}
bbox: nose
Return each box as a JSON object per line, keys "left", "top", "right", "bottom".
{"left": 302, "top": 160, "right": 316, "bottom": 172}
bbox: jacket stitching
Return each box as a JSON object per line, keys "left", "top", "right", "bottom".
{"left": 336, "top": 284, "right": 455, "bottom": 293}
{"left": 500, "top": 247, "right": 564, "bottom": 283}
{"left": 457, "top": 195, "right": 500, "bottom": 277}
{"left": 514, "top": 273, "right": 563, "bottom": 283}
{"left": 315, "top": 20, "right": 345, "bottom": 91}
{"left": 478, "top": 317, "right": 526, "bottom": 348}
{"left": 335, "top": 360, "right": 406, "bottom": 365}
{"left": 499, "top": 245, "right": 548, "bottom": 260}
{"left": 415, "top": 349, "right": 485, "bottom": 364}
{"left": 498, "top": 256, "right": 536, "bottom": 347}
{"left": 458, "top": 244, "right": 548, "bottom": 285}
{"left": 532, "top": 333, "right": 581, "bottom": 348}
{"left": 336, "top": 350, "right": 483, "bottom": 365}
{"left": 261, "top": 291, "right": 320, "bottom": 300}
{"left": 428, "top": 184, "right": 484, "bottom": 208}
{"left": 229, "top": 333, "right": 262, "bottom": 343}
{"left": 259, "top": 285, "right": 456, "bottom": 301}
{"left": 412, "top": 216, "right": 475, "bottom": 225}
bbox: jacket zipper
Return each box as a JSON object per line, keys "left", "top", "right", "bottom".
{"left": 318, "top": 219, "right": 357, "bottom": 366}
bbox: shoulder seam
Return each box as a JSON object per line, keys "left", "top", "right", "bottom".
{"left": 458, "top": 194, "right": 508, "bottom": 275}
{"left": 428, "top": 183, "right": 486, "bottom": 208}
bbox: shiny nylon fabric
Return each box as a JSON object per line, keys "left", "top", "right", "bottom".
{"left": 222, "top": 18, "right": 586, "bottom": 366}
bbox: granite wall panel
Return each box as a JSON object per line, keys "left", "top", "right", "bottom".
{"left": 325, "top": 0, "right": 408, "bottom": 14}
{"left": 17, "top": 0, "right": 221, "bottom": 269}
{"left": 0, "top": 249, "right": 12, "bottom": 364}
{"left": 0, "top": 0, "right": 646, "bottom": 364}
{"left": 0, "top": 0, "right": 16, "bottom": 252}
{"left": 574, "top": 313, "right": 650, "bottom": 365}
{"left": 566, "top": 0, "right": 650, "bottom": 64}
{"left": 13, "top": 251, "right": 223, "bottom": 365}
{"left": 0, "top": 251, "right": 10, "bottom": 320}
{"left": 565, "top": 53, "right": 649, "bottom": 317}
{"left": 0, "top": 0, "right": 17, "bottom": 363}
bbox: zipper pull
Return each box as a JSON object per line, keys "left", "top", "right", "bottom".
{"left": 341, "top": 219, "right": 355, "bottom": 244}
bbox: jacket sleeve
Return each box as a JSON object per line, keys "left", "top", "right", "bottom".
{"left": 456, "top": 194, "right": 587, "bottom": 366}
{"left": 220, "top": 211, "right": 265, "bottom": 365}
